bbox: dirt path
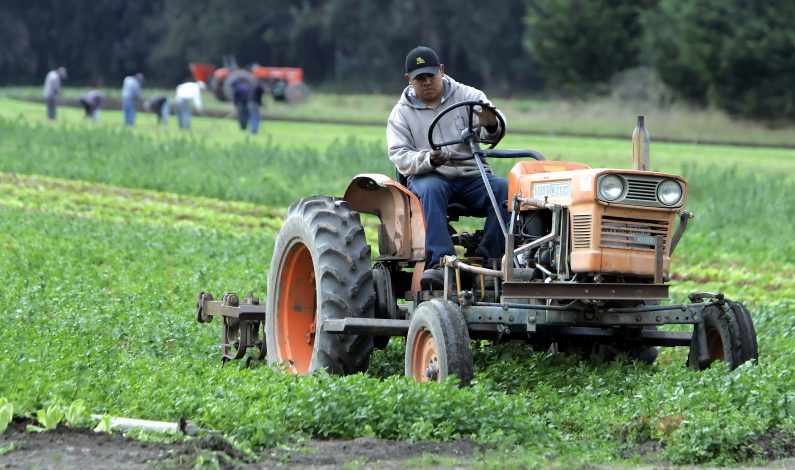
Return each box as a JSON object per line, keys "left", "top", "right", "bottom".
{"left": 3, "top": 420, "right": 794, "bottom": 469}
{"left": 0, "top": 421, "right": 479, "bottom": 469}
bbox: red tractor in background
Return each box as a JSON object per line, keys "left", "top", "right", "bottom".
{"left": 190, "top": 57, "right": 310, "bottom": 104}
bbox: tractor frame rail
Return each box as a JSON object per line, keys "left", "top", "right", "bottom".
{"left": 322, "top": 299, "right": 708, "bottom": 348}
{"left": 194, "top": 287, "right": 724, "bottom": 370}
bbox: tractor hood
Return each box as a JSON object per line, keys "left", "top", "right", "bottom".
{"left": 508, "top": 162, "right": 688, "bottom": 211}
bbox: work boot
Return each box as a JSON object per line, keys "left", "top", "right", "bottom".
{"left": 420, "top": 267, "right": 445, "bottom": 290}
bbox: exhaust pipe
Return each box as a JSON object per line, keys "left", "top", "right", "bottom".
{"left": 632, "top": 115, "right": 650, "bottom": 171}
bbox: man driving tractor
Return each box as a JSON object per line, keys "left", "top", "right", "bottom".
{"left": 387, "top": 46, "right": 510, "bottom": 290}
{"left": 196, "top": 49, "right": 759, "bottom": 382}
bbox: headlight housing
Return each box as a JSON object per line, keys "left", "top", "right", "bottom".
{"left": 594, "top": 173, "right": 685, "bottom": 207}
{"left": 657, "top": 179, "right": 683, "bottom": 206}
{"left": 598, "top": 174, "right": 625, "bottom": 201}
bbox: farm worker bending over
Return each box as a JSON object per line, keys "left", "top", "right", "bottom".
{"left": 77, "top": 90, "right": 103, "bottom": 123}
{"left": 43, "top": 67, "right": 67, "bottom": 120}
{"left": 249, "top": 79, "right": 265, "bottom": 134}
{"left": 143, "top": 95, "right": 170, "bottom": 125}
{"left": 387, "top": 46, "right": 509, "bottom": 290}
{"left": 231, "top": 79, "right": 252, "bottom": 131}
{"left": 174, "top": 81, "right": 206, "bottom": 130}
{"left": 121, "top": 73, "right": 144, "bottom": 126}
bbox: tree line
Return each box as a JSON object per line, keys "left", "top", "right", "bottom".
{"left": 1, "top": 0, "right": 793, "bottom": 120}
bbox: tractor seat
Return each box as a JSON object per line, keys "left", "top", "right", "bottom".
{"left": 396, "top": 169, "right": 487, "bottom": 220}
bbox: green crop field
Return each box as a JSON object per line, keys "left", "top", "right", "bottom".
{"left": 0, "top": 95, "right": 793, "bottom": 467}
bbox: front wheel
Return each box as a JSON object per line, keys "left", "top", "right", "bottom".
{"left": 405, "top": 299, "right": 473, "bottom": 385}
{"left": 285, "top": 82, "right": 310, "bottom": 104}
{"left": 265, "top": 196, "right": 375, "bottom": 374}
{"left": 688, "top": 300, "right": 758, "bottom": 370}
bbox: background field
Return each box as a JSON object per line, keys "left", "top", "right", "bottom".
{"left": 6, "top": 87, "right": 795, "bottom": 147}
{"left": 0, "top": 95, "right": 793, "bottom": 467}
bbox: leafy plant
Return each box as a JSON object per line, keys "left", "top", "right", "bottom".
{"left": 64, "top": 400, "right": 90, "bottom": 428}
{"left": 93, "top": 415, "right": 112, "bottom": 434}
{"left": 27, "top": 404, "right": 65, "bottom": 432}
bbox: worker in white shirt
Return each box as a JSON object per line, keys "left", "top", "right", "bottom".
{"left": 174, "top": 81, "right": 206, "bottom": 129}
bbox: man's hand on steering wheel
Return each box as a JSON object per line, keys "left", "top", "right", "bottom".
{"left": 429, "top": 149, "right": 450, "bottom": 167}
{"left": 474, "top": 107, "right": 498, "bottom": 132}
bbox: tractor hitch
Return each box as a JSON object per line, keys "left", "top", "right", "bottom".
{"left": 195, "top": 291, "right": 267, "bottom": 367}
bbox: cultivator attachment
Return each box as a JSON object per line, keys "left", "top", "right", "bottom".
{"left": 195, "top": 291, "right": 267, "bottom": 367}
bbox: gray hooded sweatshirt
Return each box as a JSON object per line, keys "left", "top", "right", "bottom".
{"left": 387, "top": 75, "right": 505, "bottom": 180}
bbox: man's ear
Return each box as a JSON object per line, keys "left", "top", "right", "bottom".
{"left": 440, "top": 64, "right": 445, "bottom": 76}
{"left": 404, "top": 73, "right": 411, "bottom": 84}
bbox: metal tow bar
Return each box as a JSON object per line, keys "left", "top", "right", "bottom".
{"left": 195, "top": 291, "right": 267, "bottom": 367}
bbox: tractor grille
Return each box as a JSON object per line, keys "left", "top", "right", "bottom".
{"left": 597, "top": 174, "right": 685, "bottom": 208}
{"left": 624, "top": 176, "right": 659, "bottom": 203}
{"left": 600, "top": 215, "right": 668, "bottom": 250}
{"left": 572, "top": 214, "right": 592, "bottom": 249}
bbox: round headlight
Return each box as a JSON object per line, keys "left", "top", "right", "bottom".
{"left": 657, "top": 179, "right": 683, "bottom": 206}
{"left": 598, "top": 175, "right": 624, "bottom": 201}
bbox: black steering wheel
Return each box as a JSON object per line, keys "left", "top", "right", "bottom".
{"left": 427, "top": 100, "right": 506, "bottom": 154}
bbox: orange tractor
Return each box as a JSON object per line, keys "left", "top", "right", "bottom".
{"left": 189, "top": 61, "right": 310, "bottom": 104}
{"left": 195, "top": 101, "right": 758, "bottom": 383}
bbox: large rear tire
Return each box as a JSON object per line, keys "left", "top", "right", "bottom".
{"left": 266, "top": 196, "right": 375, "bottom": 374}
{"left": 688, "top": 300, "right": 758, "bottom": 370}
{"left": 405, "top": 299, "right": 473, "bottom": 385}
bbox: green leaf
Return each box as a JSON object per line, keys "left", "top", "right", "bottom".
{"left": 64, "top": 400, "right": 89, "bottom": 428}
{"left": 36, "top": 404, "right": 64, "bottom": 431}
{"left": 25, "top": 424, "right": 45, "bottom": 433}
{"left": 93, "top": 415, "right": 112, "bottom": 434}
{"left": 0, "top": 398, "right": 13, "bottom": 435}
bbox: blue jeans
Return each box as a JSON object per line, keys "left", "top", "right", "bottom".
{"left": 46, "top": 97, "right": 56, "bottom": 119}
{"left": 175, "top": 100, "right": 191, "bottom": 129}
{"left": 236, "top": 101, "right": 250, "bottom": 130}
{"left": 248, "top": 102, "right": 261, "bottom": 134}
{"left": 408, "top": 172, "right": 509, "bottom": 269}
{"left": 159, "top": 100, "right": 170, "bottom": 125}
{"left": 122, "top": 98, "right": 136, "bottom": 126}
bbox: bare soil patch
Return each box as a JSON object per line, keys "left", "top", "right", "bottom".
{"left": 0, "top": 420, "right": 480, "bottom": 469}
{"left": 2, "top": 419, "right": 792, "bottom": 469}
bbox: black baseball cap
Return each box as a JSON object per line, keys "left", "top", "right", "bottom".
{"left": 405, "top": 46, "right": 441, "bottom": 79}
